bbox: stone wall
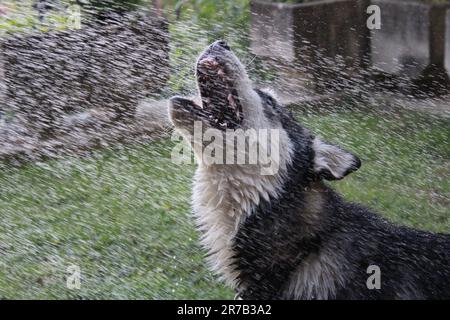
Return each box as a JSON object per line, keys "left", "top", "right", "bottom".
{"left": 370, "top": 0, "right": 450, "bottom": 94}
{"left": 370, "top": 0, "right": 430, "bottom": 78}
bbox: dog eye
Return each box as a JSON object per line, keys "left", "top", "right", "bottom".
{"left": 265, "top": 96, "right": 275, "bottom": 107}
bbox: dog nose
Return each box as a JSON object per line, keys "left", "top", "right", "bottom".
{"left": 213, "top": 40, "right": 230, "bottom": 51}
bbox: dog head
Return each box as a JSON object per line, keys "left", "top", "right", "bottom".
{"left": 168, "top": 40, "right": 360, "bottom": 181}
{"left": 169, "top": 40, "right": 266, "bottom": 131}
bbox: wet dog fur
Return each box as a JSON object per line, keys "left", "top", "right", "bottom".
{"left": 168, "top": 40, "right": 450, "bottom": 300}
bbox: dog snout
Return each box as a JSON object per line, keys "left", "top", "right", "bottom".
{"left": 211, "top": 40, "right": 231, "bottom": 51}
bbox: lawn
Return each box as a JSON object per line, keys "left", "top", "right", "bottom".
{"left": 0, "top": 102, "right": 448, "bottom": 299}
{"left": 0, "top": 0, "right": 448, "bottom": 299}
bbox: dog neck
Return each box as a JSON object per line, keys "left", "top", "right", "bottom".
{"left": 191, "top": 161, "right": 290, "bottom": 288}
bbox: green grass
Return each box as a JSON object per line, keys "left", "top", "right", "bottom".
{"left": 0, "top": 1, "right": 75, "bottom": 36}
{"left": 0, "top": 104, "right": 448, "bottom": 299}
{"left": 0, "top": 141, "right": 231, "bottom": 299}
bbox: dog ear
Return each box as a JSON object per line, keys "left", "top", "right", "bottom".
{"left": 312, "top": 137, "right": 361, "bottom": 180}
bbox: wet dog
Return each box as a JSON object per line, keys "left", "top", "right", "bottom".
{"left": 168, "top": 40, "right": 450, "bottom": 299}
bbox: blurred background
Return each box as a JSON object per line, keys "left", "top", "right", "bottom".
{"left": 0, "top": 0, "right": 448, "bottom": 299}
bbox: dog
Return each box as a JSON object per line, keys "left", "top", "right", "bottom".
{"left": 168, "top": 40, "right": 450, "bottom": 299}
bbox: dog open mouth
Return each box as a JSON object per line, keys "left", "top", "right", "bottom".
{"left": 196, "top": 55, "right": 243, "bottom": 129}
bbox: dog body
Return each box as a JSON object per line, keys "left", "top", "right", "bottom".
{"left": 168, "top": 41, "right": 450, "bottom": 299}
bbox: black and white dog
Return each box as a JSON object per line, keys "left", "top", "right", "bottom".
{"left": 168, "top": 40, "right": 450, "bottom": 299}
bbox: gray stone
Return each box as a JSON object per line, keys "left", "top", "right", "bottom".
{"left": 250, "top": 0, "right": 371, "bottom": 95}
{"left": 251, "top": 0, "right": 450, "bottom": 96}
{"left": 371, "top": 0, "right": 430, "bottom": 78}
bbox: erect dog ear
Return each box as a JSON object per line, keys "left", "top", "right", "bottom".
{"left": 312, "top": 137, "right": 361, "bottom": 180}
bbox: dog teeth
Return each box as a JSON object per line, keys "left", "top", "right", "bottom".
{"left": 228, "top": 93, "right": 236, "bottom": 108}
